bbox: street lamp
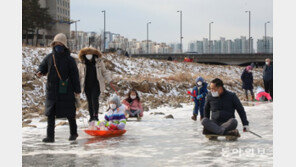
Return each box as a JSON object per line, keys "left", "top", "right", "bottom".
{"left": 177, "top": 10, "right": 183, "bottom": 53}
{"left": 69, "top": 19, "right": 80, "bottom": 51}
{"left": 245, "top": 10, "right": 251, "bottom": 53}
{"left": 147, "top": 21, "right": 151, "bottom": 54}
{"left": 265, "top": 21, "right": 270, "bottom": 53}
{"left": 209, "top": 22, "right": 214, "bottom": 54}
{"left": 101, "top": 10, "right": 106, "bottom": 52}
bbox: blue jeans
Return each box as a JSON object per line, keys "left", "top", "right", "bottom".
{"left": 193, "top": 100, "right": 205, "bottom": 118}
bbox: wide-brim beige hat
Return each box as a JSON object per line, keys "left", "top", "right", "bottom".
{"left": 50, "top": 33, "right": 68, "bottom": 48}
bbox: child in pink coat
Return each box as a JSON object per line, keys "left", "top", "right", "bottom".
{"left": 256, "top": 87, "right": 272, "bottom": 102}
{"left": 122, "top": 89, "right": 143, "bottom": 120}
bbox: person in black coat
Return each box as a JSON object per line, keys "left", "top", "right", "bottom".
{"left": 124, "top": 51, "right": 129, "bottom": 57}
{"left": 201, "top": 78, "right": 250, "bottom": 137}
{"left": 36, "top": 33, "right": 81, "bottom": 143}
{"left": 77, "top": 47, "right": 112, "bottom": 122}
{"left": 263, "top": 58, "right": 273, "bottom": 99}
{"left": 241, "top": 65, "right": 254, "bottom": 101}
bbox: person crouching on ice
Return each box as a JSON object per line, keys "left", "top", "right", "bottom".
{"left": 122, "top": 89, "right": 144, "bottom": 120}
{"left": 191, "top": 77, "right": 208, "bottom": 121}
{"left": 97, "top": 95, "right": 126, "bottom": 130}
{"left": 201, "top": 78, "right": 250, "bottom": 137}
{"left": 255, "top": 86, "right": 272, "bottom": 102}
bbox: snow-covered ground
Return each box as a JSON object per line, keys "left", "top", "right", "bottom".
{"left": 22, "top": 102, "right": 273, "bottom": 167}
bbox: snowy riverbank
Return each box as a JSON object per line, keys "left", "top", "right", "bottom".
{"left": 22, "top": 46, "right": 265, "bottom": 128}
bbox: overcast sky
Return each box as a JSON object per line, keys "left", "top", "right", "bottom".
{"left": 70, "top": 0, "right": 273, "bottom": 51}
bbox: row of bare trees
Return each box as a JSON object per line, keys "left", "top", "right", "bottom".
{"left": 22, "top": 0, "right": 53, "bottom": 46}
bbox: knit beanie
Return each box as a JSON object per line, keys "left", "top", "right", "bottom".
{"left": 50, "top": 33, "right": 68, "bottom": 48}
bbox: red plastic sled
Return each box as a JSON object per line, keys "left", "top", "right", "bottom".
{"left": 84, "top": 129, "right": 127, "bottom": 137}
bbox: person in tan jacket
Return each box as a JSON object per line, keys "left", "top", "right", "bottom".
{"left": 77, "top": 47, "right": 112, "bottom": 122}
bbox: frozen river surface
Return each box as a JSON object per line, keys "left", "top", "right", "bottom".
{"left": 23, "top": 102, "right": 273, "bottom": 167}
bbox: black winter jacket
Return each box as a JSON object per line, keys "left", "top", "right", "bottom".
{"left": 204, "top": 88, "right": 249, "bottom": 126}
{"left": 38, "top": 49, "right": 81, "bottom": 118}
{"left": 241, "top": 69, "right": 253, "bottom": 90}
{"left": 263, "top": 64, "right": 273, "bottom": 81}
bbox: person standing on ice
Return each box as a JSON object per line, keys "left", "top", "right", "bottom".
{"left": 191, "top": 77, "right": 208, "bottom": 121}
{"left": 36, "top": 33, "right": 81, "bottom": 143}
{"left": 77, "top": 47, "right": 112, "bottom": 122}
{"left": 201, "top": 78, "right": 249, "bottom": 137}
{"left": 263, "top": 58, "right": 273, "bottom": 99}
{"left": 241, "top": 65, "right": 254, "bottom": 101}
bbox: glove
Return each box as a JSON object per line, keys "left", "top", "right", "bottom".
{"left": 243, "top": 125, "right": 250, "bottom": 132}
{"left": 196, "top": 95, "right": 203, "bottom": 99}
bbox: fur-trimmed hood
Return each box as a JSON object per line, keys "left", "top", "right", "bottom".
{"left": 78, "top": 47, "right": 102, "bottom": 62}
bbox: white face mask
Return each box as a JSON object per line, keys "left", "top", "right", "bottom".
{"left": 110, "top": 104, "right": 117, "bottom": 109}
{"left": 86, "top": 54, "right": 93, "bottom": 60}
{"left": 197, "top": 81, "right": 202, "bottom": 86}
{"left": 131, "top": 95, "right": 137, "bottom": 99}
{"left": 265, "top": 62, "right": 269, "bottom": 65}
{"left": 211, "top": 91, "right": 219, "bottom": 97}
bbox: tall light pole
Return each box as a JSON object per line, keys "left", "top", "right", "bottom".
{"left": 177, "top": 10, "right": 183, "bottom": 53}
{"left": 209, "top": 22, "right": 214, "bottom": 54}
{"left": 69, "top": 20, "right": 80, "bottom": 51}
{"left": 101, "top": 10, "right": 106, "bottom": 52}
{"left": 265, "top": 21, "right": 270, "bottom": 53}
{"left": 146, "top": 21, "right": 151, "bottom": 54}
{"left": 245, "top": 11, "right": 251, "bottom": 53}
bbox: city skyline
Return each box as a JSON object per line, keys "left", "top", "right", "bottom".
{"left": 70, "top": 29, "right": 272, "bottom": 54}
{"left": 70, "top": 0, "right": 273, "bottom": 51}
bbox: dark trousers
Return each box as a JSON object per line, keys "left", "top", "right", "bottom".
{"left": 264, "top": 79, "right": 273, "bottom": 98}
{"left": 244, "top": 89, "right": 254, "bottom": 97}
{"left": 201, "top": 118, "right": 238, "bottom": 135}
{"left": 47, "top": 114, "right": 77, "bottom": 138}
{"left": 85, "top": 86, "right": 100, "bottom": 120}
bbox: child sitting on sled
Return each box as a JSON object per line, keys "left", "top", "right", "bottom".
{"left": 189, "top": 77, "right": 208, "bottom": 121}
{"left": 95, "top": 95, "right": 127, "bottom": 130}
{"left": 122, "top": 89, "right": 143, "bottom": 120}
{"left": 255, "top": 86, "right": 272, "bottom": 102}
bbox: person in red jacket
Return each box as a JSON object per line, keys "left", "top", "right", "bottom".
{"left": 255, "top": 86, "right": 272, "bottom": 102}
{"left": 122, "top": 89, "right": 144, "bottom": 120}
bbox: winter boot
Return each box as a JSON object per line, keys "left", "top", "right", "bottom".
{"left": 69, "top": 134, "right": 78, "bottom": 141}
{"left": 42, "top": 137, "right": 55, "bottom": 143}
{"left": 92, "top": 116, "right": 99, "bottom": 121}
{"left": 245, "top": 95, "right": 249, "bottom": 101}
{"left": 137, "top": 114, "right": 141, "bottom": 121}
{"left": 251, "top": 95, "right": 255, "bottom": 101}
{"left": 202, "top": 128, "right": 214, "bottom": 135}
{"left": 191, "top": 114, "right": 197, "bottom": 121}
{"left": 224, "top": 129, "right": 240, "bottom": 137}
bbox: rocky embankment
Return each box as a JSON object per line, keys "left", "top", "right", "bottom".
{"left": 22, "top": 47, "right": 264, "bottom": 127}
